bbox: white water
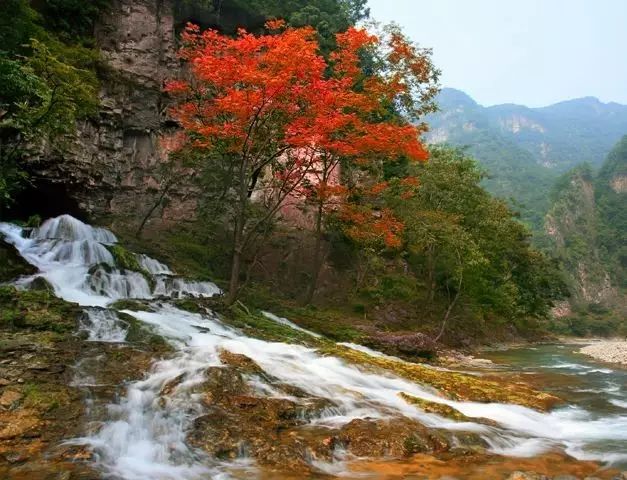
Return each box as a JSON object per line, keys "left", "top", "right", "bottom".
{"left": 1, "top": 214, "right": 626, "bottom": 478}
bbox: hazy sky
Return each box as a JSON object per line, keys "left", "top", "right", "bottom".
{"left": 367, "top": 0, "right": 627, "bottom": 107}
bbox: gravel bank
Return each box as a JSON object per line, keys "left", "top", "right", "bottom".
{"left": 579, "top": 341, "right": 627, "bottom": 365}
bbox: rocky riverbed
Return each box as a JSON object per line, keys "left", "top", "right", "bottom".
{"left": 1, "top": 215, "right": 626, "bottom": 479}
{"left": 580, "top": 342, "right": 627, "bottom": 366}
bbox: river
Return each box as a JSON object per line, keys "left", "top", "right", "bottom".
{"left": 1, "top": 215, "right": 625, "bottom": 479}
{"left": 482, "top": 344, "right": 627, "bottom": 468}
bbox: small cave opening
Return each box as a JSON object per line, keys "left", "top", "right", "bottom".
{"left": 3, "top": 178, "right": 86, "bottom": 223}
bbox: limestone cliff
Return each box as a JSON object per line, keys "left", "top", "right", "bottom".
{"left": 26, "top": 0, "right": 195, "bottom": 225}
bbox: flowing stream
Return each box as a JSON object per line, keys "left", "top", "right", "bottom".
{"left": 1, "top": 214, "right": 626, "bottom": 479}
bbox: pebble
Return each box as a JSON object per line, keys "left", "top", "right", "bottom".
{"left": 580, "top": 341, "right": 627, "bottom": 365}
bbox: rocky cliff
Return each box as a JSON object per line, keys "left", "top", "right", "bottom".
{"left": 24, "top": 0, "right": 195, "bottom": 226}
{"left": 545, "top": 136, "right": 627, "bottom": 309}
{"left": 545, "top": 167, "right": 614, "bottom": 305}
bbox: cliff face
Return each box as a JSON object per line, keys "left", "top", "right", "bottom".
{"left": 27, "top": 0, "right": 195, "bottom": 225}
{"left": 545, "top": 136, "right": 627, "bottom": 308}
{"left": 544, "top": 167, "right": 614, "bottom": 305}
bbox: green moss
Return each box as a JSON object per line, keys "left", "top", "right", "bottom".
{"left": 0, "top": 286, "right": 79, "bottom": 333}
{"left": 104, "top": 245, "right": 155, "bottom": 289}
{"left": 173, "top": 298, "right": 206, "bottom": 314}
{"left": 240, "top": 284, "right": 364, "bottom": 343}
{"left": 105, "top": 244, "right": 143, "bottom": 272}
{"left": 110, "top": 299, "right": 153, "bottom": 312}
{"left": 218, "top": 303, "right": 327, "bottom": 346}
{"left": 117, "top": 312, "right": 170, "bottom": 351}
{"left": 22, "top": 383, "right": 70, "bottom": 412}
{"left": 318, "top": 343, "right": 561, "bottom": 411}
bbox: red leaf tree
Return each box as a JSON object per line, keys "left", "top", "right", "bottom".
{"left": 166, "top": 20, "right": 437, "bottom": 304}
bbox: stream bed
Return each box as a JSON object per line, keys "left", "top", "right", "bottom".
{"left": 482, "top": 344, "right": 627, "bottom": 468}
{"left": 1, "top": 215, "right": 626, "bottom": 479}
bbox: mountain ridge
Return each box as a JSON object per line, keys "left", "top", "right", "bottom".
{"left": 425, "top": 88, "right": 627, "bottom": 229}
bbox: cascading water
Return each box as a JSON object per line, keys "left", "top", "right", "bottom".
{"left": 1, "top": 214, "right": 625, "bottom": 479}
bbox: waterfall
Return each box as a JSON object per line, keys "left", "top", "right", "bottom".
{"left": 1, "top": 214, "right": 625, "bottom": 479}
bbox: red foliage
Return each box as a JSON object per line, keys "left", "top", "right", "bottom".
{"left": 165, "top": 21, "right": 433, "bottom": 246}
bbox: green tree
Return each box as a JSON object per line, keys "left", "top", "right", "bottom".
{"left": 387, "top": 147, "right": 566, "bottom": 340}
{"left": 0, "top": 40, "right": 98, "bottom": 213}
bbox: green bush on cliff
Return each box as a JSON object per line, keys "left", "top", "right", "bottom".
{"left": 0, "top": 0, "right": 100, "bottom": 213}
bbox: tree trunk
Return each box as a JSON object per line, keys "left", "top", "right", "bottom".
{"left": 304, "top": 200, "right": 324, "bottom": 305}
{"left": 226, "top": 244, "right": 242, "bottom": 305}
{"left": 433, "top": 254, "right": 463, "bottom": 343}
{"left": 226, "top": 156, "right": 249, "bottom": 305}
{"left": 136, "top": 183, "right": 170, "bottom": 238}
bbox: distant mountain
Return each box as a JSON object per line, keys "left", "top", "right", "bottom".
{"left": 425, "top": 88, "right": 627, "bottom": 230}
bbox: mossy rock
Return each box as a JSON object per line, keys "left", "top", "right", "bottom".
{"left": 110, "top": 299, "right": 153, "bottom": 312}
{"left": 218, "top": 304, "right": 327, "bottom": 346}
{"left": 22, "top": 383, "right": 71, "bottom": 412}
{"left": 0, "top": 286, "right": 80, "bottom": 333}
{"left": 0, "top": 236, "right": 36, "bottom": 282}
{"left": 398, "top": 392, "right": 500, "bottom": 426}
{"left": 117, "top": 312, "right": 170, "bottom": 351}
{"left": 399, "top": 392, "right": 471, "bottom": 421}
{"left": 88, "top": 262, "right": 114, "bottom": 275}
{"left": 103, "top": 245, "right": 155, "bottom": 289}
{"left": 319, "top": 344, "right": 561, "bottom": 411}
{"left": 26, "top": 276, "right": 55, "bottom": 293}
{"left": 105, "top": 244, "right": 143, "bottom": 272}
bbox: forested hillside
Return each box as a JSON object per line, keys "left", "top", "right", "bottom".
{"left": 0, "top": 0, "right": 567, "bottom": 348}
{"left": 545, "top": 137, "right": 626, "bottom": 336}
{"left": 425, "top": 88, "right": 627, "bottom": 230}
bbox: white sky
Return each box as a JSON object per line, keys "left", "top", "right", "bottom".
{"left": 367, "top": 0, "right": 627, "bottom": 107}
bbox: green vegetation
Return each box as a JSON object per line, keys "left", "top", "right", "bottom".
{"left": 0, "top": 0, "right": 102, "bottom": 213}
{"left": 22, "top": 382, "right": 70, "bottom": 411}
{"left": 542, "top": 136, "right": 626, "bottom": 334}
{"left": 0, "top": 285, "right": 79, "bottom": 333}
{"left": 173, "top": 0, "right": 369, "bottom": 52}
{"left": 426, "top": 88, "right": 627, "bottom": 234}
{"left": 105, "top": 245, "right": 143, "bottom": 272}
{"left": 387, "top": 147, "right": 567, "bottom": 335}
{"left": 549, "top": 303, "right": 626, "bottom": 338}
{"left": 595, "top": 135, "right": 627, "bottom": 290}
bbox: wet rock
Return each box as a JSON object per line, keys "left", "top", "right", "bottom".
{"left": 218, "top": 350, "right": 264, "bottom": 375}
{"left": 338, "top": 418, "right": 449, "bottom": 457}
{"left": 0, "top": 409, "right": 40, "bottom": 440}
{"left": 0, "top": 390, "right": 23, "bottom": 409}
{"left": 200, "top": 366, "right": 252, "bottom": 406}
{"left": 189, "top": 364, "right": 341, "bottom": 473}
{"left": 505, "top": 473, "right": 549, "bottom": 480}
{"left": 27, "top": 277, "right": 55, "bottom": 293}
{"left": 0, "top": 237, "right": 36, "bottom": 282}
{"left": 160, "top": 373, "right": 186, "bottom": 397}
{"left": 322, "top": 344, "right": 561, "bottom": 411}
